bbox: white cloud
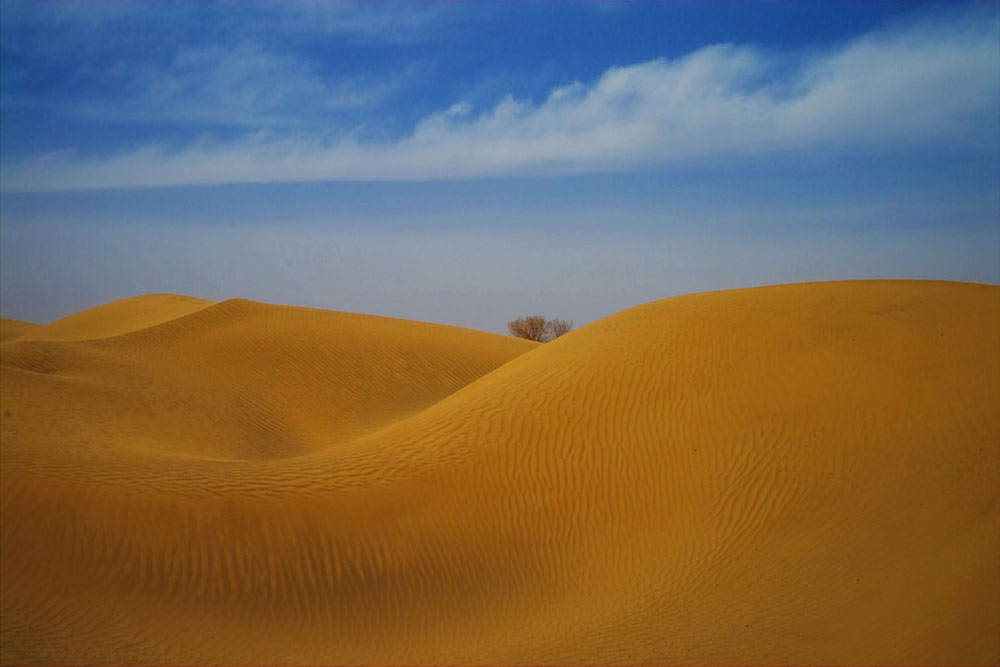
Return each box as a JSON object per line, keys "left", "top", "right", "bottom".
{"left": 3, "top": 8, "right": 997, "bottom": 191}
{"left": 78, "top": 41, "right": 417, "bottom": 127}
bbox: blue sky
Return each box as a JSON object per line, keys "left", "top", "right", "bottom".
{"left": 1, "top": 1, "right": 998, "bottom": 332}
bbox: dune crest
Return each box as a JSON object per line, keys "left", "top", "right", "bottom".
{"left": 2, "top": 280, "right": 998, "bottom": 664}
{"left": 0, "top": 296, "right": 536, "bottom": 460}
{"left": 0, "top": 318, "right": 38, "bottom": 343}
{"left": 14, "top": 293, "right": 215, "bottom": 342}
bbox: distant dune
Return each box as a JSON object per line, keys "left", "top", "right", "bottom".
{"left": 0, "top": 319, "right": 38, "bottom": 343}
{"left": 0, "top": 295, "right": 536, "bottom": 460}
{"left": 13, "top": 293, "right": 215, "bottom": 342}
{"left": 1, "top": 280, "right": 997, "bottom": 664}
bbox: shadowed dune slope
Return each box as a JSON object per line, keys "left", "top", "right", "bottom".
{"left": 1, "top": 280, "right": 998, "bottom": 665}
{"left": 14, "top": 293, "right": 215, "bottom": 342}
{"left": 0, "top": 319, "right": 38, "bottom": 343}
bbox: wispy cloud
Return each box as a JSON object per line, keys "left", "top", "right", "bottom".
{"left": 3, "top": 6, "right": 997, "bottom": 191}
{"left": 0, "top": 1, "right": 453, "bottom": 46}
{"left": 246, "top": 2, "right": 454, "bottom": 42}
{"left": 76, "top": 41, "right": 422, "bottom": 128}
{"left": 0, "top": 2, "right": 440, "bottom": 128}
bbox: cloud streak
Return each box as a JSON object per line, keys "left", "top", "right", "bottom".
{"left": 76, "top": 41, "right": 421, "bottom": 128}
{"left": 3, "top": 7, "right": 997, "bottom": 191}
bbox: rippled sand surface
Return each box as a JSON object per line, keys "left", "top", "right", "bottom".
{"left": 2, "top": 280, "right": 997, "bottom": 664}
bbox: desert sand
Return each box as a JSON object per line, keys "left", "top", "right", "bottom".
{"left": 11, "top": 293, "right": 215, "bottom": 343}
{"left": 1, "top": 280, "right": 998, "bottom": 665}
{"left": 0, "top": 319, "right": 39, "bottom": 343}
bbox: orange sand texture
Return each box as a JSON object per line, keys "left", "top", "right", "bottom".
{"left": 0, "top": 319, "right": 39, "bottom": 344}
{"left": 1, "top": 280, "right": 998, "bottom": 665}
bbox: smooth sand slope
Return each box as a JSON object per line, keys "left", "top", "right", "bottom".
{"left": 1, "top": 280, "right": 998, "bottom": 665}
{"left": 0, "top": 295, "right": 536, "bottom": 460}
{"left": 0, "top": 319, "right": 38, "bottom": 343}
{"left": 13, "top": 293, "right": 215, "bottom": 342}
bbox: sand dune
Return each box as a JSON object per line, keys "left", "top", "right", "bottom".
{"left": 0, "top": 319, "right": 38, "bottom": 343}
{"left": 13, "top": 293, "right": 215, "bottom": 342}
{"left": 0, "top": 296, "right": 536, "bottom": 460}
{"left": 1, "top": 280, "right": 998, "bottom": 664}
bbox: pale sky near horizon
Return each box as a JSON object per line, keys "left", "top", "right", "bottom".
{"left": 1, "top": 1, "right": 997, "bottom": 334}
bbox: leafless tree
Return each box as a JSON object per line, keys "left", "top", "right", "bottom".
{"left": 507, "top": 314, "right": 548, "bottom": 341}
{"left": 507, "top": 315, "right": 573, "bottom": 342}
{"left": 546, "top": 318, "right": 572, "bottom": 339}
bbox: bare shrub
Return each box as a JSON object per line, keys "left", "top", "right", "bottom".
{"left": 507, "top": 315, "right": 573, "bottom": 342}
{"left": 507, "top": 314, "right": 548, "bottom": 342}
{"left": 546, "top": 318, "right": 572, "bottom": 339}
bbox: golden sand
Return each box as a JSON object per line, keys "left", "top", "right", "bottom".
{"left": 1, "top": 280, "right": 997, "bottom": 664}
{"left": 13, "top": 293, "right": 215, "bottom": 342}
{"left": 0, "top": 319, "right": 39, "bottom": 343}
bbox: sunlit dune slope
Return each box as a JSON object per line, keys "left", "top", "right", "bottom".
{"left": 0, "top": 318, "right": 38, "bottom": 343}
{"left": 1, "top": 296, "right": 536, "bottom": 460}
{"left": 2, "top": 280, "right": 998, "bottom": 665}
{"left": 14, "top": 293, "right": 215, "bottom": 342}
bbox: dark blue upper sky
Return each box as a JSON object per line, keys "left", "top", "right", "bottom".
{"left": 0, "top": 1, "right": 963, "bottom": 161}
{"left": 0, "top": 2, "right": 997, "bottom": 330}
